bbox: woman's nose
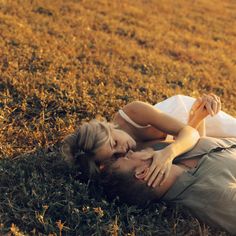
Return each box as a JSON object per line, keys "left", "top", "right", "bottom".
{"left": 118, "top": 145, "right": 127, "bottom": 153}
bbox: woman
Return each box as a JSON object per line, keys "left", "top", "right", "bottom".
{"left": 100, "top": 136, "right": 236, "bottom": 234}
{"left": 62, "top": 93, "right": 221, "bottom": 187}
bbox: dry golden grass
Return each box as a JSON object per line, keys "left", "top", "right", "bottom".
{"left": 0, "top": 0, "right": 236, "bottom": 157}
{"left": 1, "top": 0, "right": 236, "bottom": 158}
{"left": 0, "top": 0, "right": 236, "bottom": 234}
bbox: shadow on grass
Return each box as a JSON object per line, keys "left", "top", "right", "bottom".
{"left": 0, "top": 147, "right": 229, "bottom": 236}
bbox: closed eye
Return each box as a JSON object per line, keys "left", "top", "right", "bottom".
{"left": 109, "top": 139, "right": 117, "bottom": 151}
{"left": 113, "top": 140, "right": 118, "bottom": 148}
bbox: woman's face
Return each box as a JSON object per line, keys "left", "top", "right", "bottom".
{"left": 95, "top": 126, "right": 136, "bottom": 162}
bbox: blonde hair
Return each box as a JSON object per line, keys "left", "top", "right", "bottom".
{"left": 61, "top": 119, "right": 114, "bottom": 180}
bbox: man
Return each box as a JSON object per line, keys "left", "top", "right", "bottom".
{"left": 101, "top": 137, "right": 236, "bottom": 234}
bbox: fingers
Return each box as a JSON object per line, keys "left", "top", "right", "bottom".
{"left": 209, "top": 93, "right": 221, "bottom": 114}
{"left": 159, "top": 165, "right": 171, "bottom": 186}
{"left": 218, "top": 99, "right": 221, "bottom": 113}
{"left": 191, "top": 97, "right": 202, "bottom": 111}
{"left": 196, "top": 98, "right": 207, "bottom": 114}
{"left": 202, "top": 94, "right": 211, "bottom": 111}
{"left": 146, "top": 164, "right": 170, "bottom": 187}
{"left": 211, "top": 100, "right": 218, "bottom": 114}
{"left": 204, "top": 99, "right": 214, "bottom": 116}
{"left": 152, "top": 168, "right": 167, "bottom": 187}
{"left": 189, "top": 98, "right": 205, "bottom": 119}
{"left": 145, "top": 159, "right": 168, "bottom": 187}
{"left": 202, "top": 94, "right": 218, "bottom": 116}
{"left": 144, "top": 161, "right": 157, "bottom": 182}
{"left": 147, "top": 166, "right": 164, "bottom": 187}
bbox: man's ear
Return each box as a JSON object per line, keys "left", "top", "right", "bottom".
{"left": 134, "top": 166, "right": 149, "bottom": 180}
{"left": 99, "top": 164, "right": 105, "bottom": 171}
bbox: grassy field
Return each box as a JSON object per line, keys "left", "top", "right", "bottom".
{"left": 0, "top": 0, "right": 236, "bottom": 235}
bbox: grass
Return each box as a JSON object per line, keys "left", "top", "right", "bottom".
{"left": 0, "top": 0, "right": 236, "bottom": 235}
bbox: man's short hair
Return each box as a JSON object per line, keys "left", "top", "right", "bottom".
{"left": 100, "top": 165, "right": 159, "bottom": 206}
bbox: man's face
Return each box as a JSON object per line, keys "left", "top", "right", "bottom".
{"left": 111, "top": 151, "right": 151, "bottom": 174}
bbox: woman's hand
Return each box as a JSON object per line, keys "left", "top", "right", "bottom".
{"left": 127, "top": 148, "right": 173, "bottom": 187}
{"left": 190, "top": 93, "right": 221, "bottom": 118}
{"left": 144, "top": 148, "right": 173, "bottom": 187}
{"left": 134, "top": 148, "right": 174, "bottom": 187}
{"left": 205, "top": 93, "right": 221, "bottom": 115}
{"left": 188, "top": 97, "right": 208, "bottom": 123}
{"left": 188, "top": 93, "right": 221, "bottom": 129}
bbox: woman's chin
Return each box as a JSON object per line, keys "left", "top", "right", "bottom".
{"left": 129, "top": 140, "right": 137, "bottom": 150}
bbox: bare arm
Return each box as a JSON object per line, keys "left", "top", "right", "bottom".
{"left": 123, "top": 101, "right": 184, "bottom": 135}
{"left": 188, "top": 115, "right": 206, "bottom": 137}
{"left": 123, "top": 101, "right": 200, "bottom": 154}
{"left": 122, "top": 94, "right": 221, "bottom": 187}
{"left": 187, "top": 94, "right": 221, "bottom": 137}
{"left": 195, "top": 120, "right": 206, "bottom": 137}
{"left": 122, "top": 101, "right": 200, "bottom": 187}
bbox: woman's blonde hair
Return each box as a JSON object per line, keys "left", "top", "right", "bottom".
{"left": 61, "top": 119, "right": 114, "bottom": 180}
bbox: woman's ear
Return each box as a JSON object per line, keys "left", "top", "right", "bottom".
{"left": 134, "top": 166, "right": 149, "bottom": 180}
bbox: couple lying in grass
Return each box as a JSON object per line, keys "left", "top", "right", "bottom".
{"left": 62, "top": 93, "right": 236, "bottom": 234}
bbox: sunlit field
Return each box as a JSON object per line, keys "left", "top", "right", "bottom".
{"left": 0, "top": 0, "right": 236, "bottom": 235}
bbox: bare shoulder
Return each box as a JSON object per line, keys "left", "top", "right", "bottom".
{"left": 122, "top": 101, "right": 163, "bottom": 126}
{"left": 123, "top": 101, "right": 154, "bottom": 111}
{"left": 121, "top": 100, "right": 185, "bottom": 135}
{"left": 112, "top": 101, "right": 153, "bottom": 124}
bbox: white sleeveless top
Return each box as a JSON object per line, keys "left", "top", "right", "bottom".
{"left": 119, "top": 95, "right": 236, "bottom": 140}
{"left": 118, "top": 109, "right": 173, "bottom": 140}
{"left": 118, "top": 110, "right": 151, "bottom": 129}
{"left": 154, "top": 95, "right": 236, "bottom": 138}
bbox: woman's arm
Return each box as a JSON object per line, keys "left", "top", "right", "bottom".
{"left": 123, "top": 101, "right": 200, "bottom": 158}
{"left": 187, "top": 99, "right": 207, "bottom": 137}
{"left": 194, "top": 120, "right": 206, "bottom": 137}
{"left": 187, "top": 94, "right": 221, "bottom": 137}
{"left": 122, "top": 101, "right": 200, "bottom": 187}
{"left": 123, "top": 101, "right": 198, "bottom": 136}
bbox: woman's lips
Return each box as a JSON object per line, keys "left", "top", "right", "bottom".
{"left": 128, "top": 140, "right": 136, "bottom": 150}
{"left": 127, "top": 143, "right": 130, "bottom": 152}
